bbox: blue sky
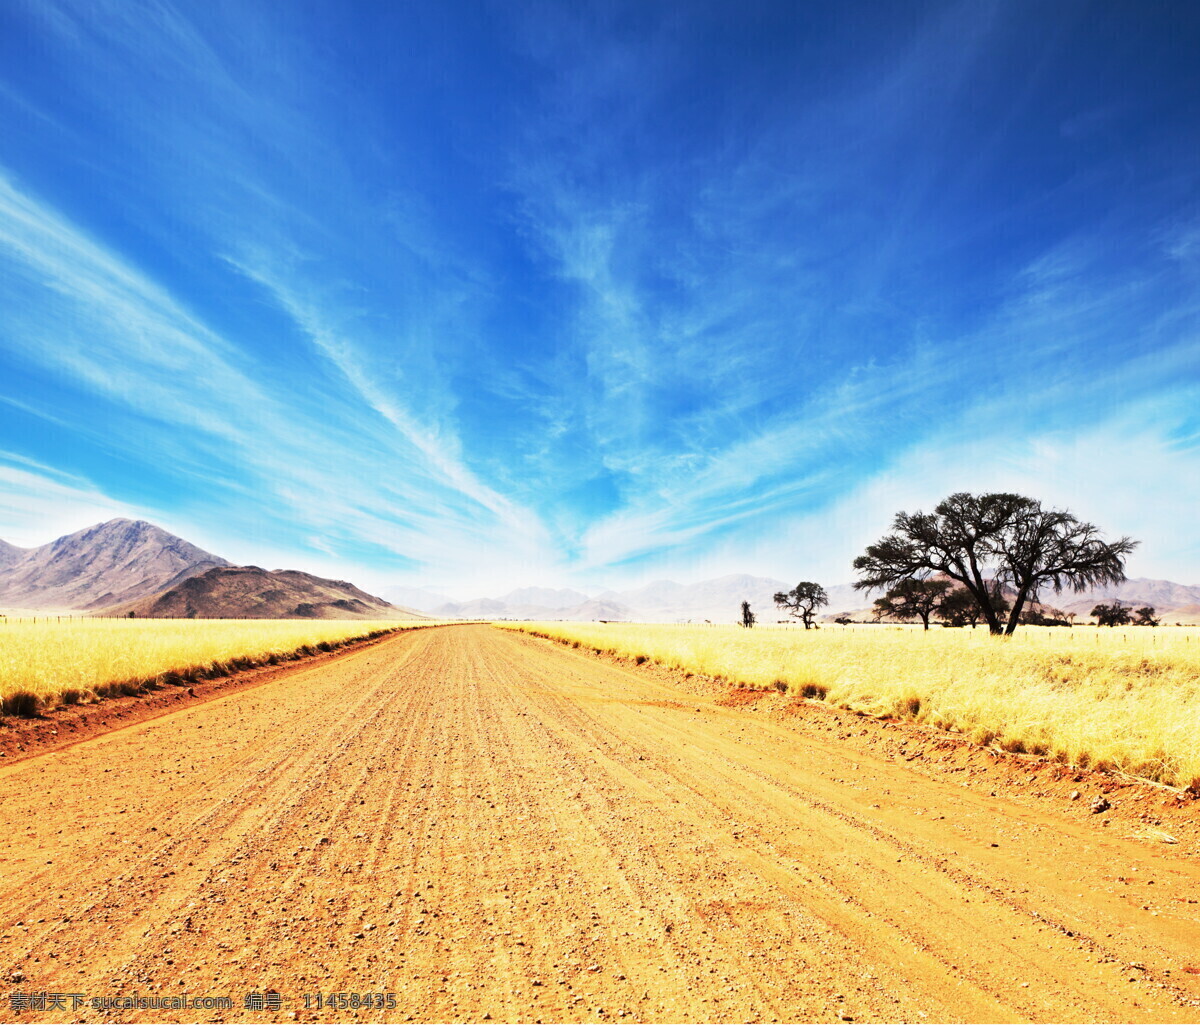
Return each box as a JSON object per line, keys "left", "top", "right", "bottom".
{"left": 1, "top": 0, "right": 1198, "bottom": 596}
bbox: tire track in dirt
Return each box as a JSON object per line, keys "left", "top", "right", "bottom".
{"left": 0, "top": 624, "right": 1197, "bottom": 1023}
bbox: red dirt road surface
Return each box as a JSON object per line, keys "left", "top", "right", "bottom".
{"left": 1, "top": 624, "right": 1199, "bottom": 1023}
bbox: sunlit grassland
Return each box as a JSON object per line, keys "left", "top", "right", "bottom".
{"left": 0, "top": 617, "right": 430, "bottom": 715}
{"left": 501, "top": 622, "right": 1200, "bottom": 788}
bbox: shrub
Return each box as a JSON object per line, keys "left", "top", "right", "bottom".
{"left": 2, "top": 690, "right": 41, "bottom": 718}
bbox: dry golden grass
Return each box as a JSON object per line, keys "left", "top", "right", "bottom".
{"left": 0, "top": 617, "right": 430, "bottom": 715}
{"left": 502, "top": 622, "right": 1200, "bottom": 788}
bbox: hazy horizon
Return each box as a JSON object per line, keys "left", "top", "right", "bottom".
{"left": 1, "top": 1, "right": 1198, "bottom": 596}
{"left": 3, "top": 515, "right": 1197, "bottom": 610}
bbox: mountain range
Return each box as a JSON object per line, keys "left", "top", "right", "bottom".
{"left": 0, "top": 519, "right": 417, "bottom": 620}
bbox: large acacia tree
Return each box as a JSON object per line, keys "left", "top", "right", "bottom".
{"left": 853, "top": 492, "right": 1136, "bottom": 635}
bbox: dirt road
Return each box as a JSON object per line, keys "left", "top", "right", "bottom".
{"left": 1, "top": 624, "right": 1198, "bottom": 1023}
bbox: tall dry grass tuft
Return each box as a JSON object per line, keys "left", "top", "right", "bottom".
{"left": 1, "top": 690, "right": 41, "bottom": 718}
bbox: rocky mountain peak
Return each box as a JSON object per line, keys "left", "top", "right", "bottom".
{"left": 0, "top": 518, "right": 230, "bottom": 610}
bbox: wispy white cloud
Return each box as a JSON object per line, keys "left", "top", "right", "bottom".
{"left": 0, "top": 168, "right": 560, "bottom": 591}
{"left": 223, "top": 253, "right": 537, "bottom": 536}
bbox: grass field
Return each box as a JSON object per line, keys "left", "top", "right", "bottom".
{"left": 0, "top": 617, "right": 426, "bottom": 716}
{"left": 502, "top": 622, "right": 1200, "bottom": 788}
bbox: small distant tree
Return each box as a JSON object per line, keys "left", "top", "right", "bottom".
{"left": 872, "top": 578, "right": 951, "bottom": 630}
{"left": 938, "top": 586, "right": 980, "bottom": 627}
{"left": 1091, "top": 601, "right": 1132, "bottom": 627}
{"left": 740, "top": 601, "right": 756, "bottom": 628}
{"left": 939, "top": 582, "right": 1012, "bottom": 628}
{"left": 774, "top": 582, "right": 828, "bottom": 629}
{"left": 1134, "top": 605, "right": 1159, "bottom": 626}
{"left": 1019, "top": 605, "right": 1070, "bottom": 626}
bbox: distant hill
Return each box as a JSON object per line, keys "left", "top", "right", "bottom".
{"left": 499, "top": 586, "right": 591, "bottom": 609}
{"left": 0, "top": 518, "right": 229, "bottom": 610}
{"left": 432, "top": 574, "right": 863, "bottom": 623}
{"left": 379, "top": 584, "right": 458, "bottom": 611}
{"left": 1164, "top": 604, "right": 1200, "bottom": 625}
{"left": 108, "top": 565, "right": 423, "bottom": 620}
{"left": 424, "top": 573, "right": 1200, "bottom": 624}
{"left": 596, "top": 574, "right": 787, "bottom": 622}
{"left": 432, "top": 595, "right": 640, "bottom": 621}
{"left": 1056, "top": 578, "right": 1200, "bottom": 618}
{"left": 434, "top": 597, "right": 511, "bottom": 618}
